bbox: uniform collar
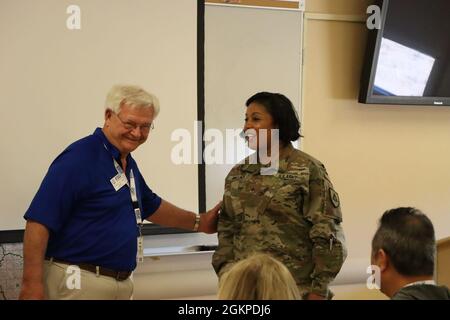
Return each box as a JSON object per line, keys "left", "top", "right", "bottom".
{"left": 240, "top": 143, "right": 295, "bottom": 174}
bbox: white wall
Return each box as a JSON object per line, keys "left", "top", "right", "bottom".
{"left": 0, "top": 0, "right": 199, "bottom": 230}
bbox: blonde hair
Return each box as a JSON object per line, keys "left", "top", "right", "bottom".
{"left": 105, "top": 85, "right": 160, "bottom": 117}
{"left": 218, "top": 253, "right": 301, "bottom": 300}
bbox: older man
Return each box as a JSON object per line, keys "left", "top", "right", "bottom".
{"left": 20, "top": 85, "right": 220, "bottom": 300}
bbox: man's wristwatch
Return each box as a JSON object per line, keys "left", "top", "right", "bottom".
{"left": 193, "top": 213, "right": 200, "bottom": 232}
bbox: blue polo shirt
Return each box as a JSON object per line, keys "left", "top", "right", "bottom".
{"left": 24, "top": 128, "right": 162, "bottom": 271}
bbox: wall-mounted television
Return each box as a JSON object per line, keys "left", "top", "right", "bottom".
{"left": 359, "top": 0, "right": 450, "bottom": 106}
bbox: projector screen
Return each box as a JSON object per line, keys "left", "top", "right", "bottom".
{"left": 0, "top": 0, "right": 199, "bottom": 231}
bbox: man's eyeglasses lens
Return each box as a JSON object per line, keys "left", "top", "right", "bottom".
{"left": 116, "top": 113, "right": 154, "bottom": 132}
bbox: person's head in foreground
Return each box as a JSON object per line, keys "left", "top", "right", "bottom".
{"left": 371, "top": 207, "right": 450, "bottom": 300}
{"left": 218, "top": 253, "right": 301, "bottom": 300}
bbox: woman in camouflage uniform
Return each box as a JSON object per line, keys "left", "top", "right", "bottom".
{"left": 212, "top": 92, "right": 347, "bottom": 300}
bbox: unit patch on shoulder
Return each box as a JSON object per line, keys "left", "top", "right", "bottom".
{"left": 330, "top": 189, "right": 340, "bottom": 208}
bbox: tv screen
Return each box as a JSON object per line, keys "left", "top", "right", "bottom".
{"left": 359, "top": 0, "right": 450, "bottom": 106}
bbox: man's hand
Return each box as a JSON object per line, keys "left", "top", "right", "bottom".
{"left": 19, "top": 281, "right": 45, "bottom": 300}
{"left": 198, "top": 201, "right": 222, "bottom": 234}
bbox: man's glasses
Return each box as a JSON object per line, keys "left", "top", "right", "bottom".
{"left": 115, "top": 113, "right": 154, "bottom": 133}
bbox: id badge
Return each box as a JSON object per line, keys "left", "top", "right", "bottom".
{"left": 137, "top": 236, "right": 144, "bottom": 263}
{"left": 134, "top": 208, "right": 142, "bottom": 224}
{"left": 110, "top": 173, "right": 127, "bottom": 191}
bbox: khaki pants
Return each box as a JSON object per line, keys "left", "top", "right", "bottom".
{"left": 44, "top": 259, "right": 133, "bottom": 300}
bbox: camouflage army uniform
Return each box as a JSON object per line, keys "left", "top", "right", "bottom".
{"left": 212, "top": 144, "right": 347, "bottom": 299}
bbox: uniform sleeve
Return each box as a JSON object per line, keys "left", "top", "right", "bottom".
{"left": 212, "top": 192, "right": 236, "bottom": 277}
{"left": 303, "top": 162, "right": 347, "bottom": 298}
{"left": 24, "top": 150, "right": 87, "bottom": 233}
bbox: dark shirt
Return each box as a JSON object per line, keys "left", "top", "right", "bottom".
{"left": 392, "top": 284, "right": 450, "bottom": 300}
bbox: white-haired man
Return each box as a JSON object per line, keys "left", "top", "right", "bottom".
{"left": 20, "top": 85, "right": 220, "bottom": 300}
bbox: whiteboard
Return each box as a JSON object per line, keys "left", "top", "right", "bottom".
{"left": 204, "top": 5, "right": 303, "bottom": 208}
{"left": 0, "top": 0, "right": 198, "bottom": 230}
